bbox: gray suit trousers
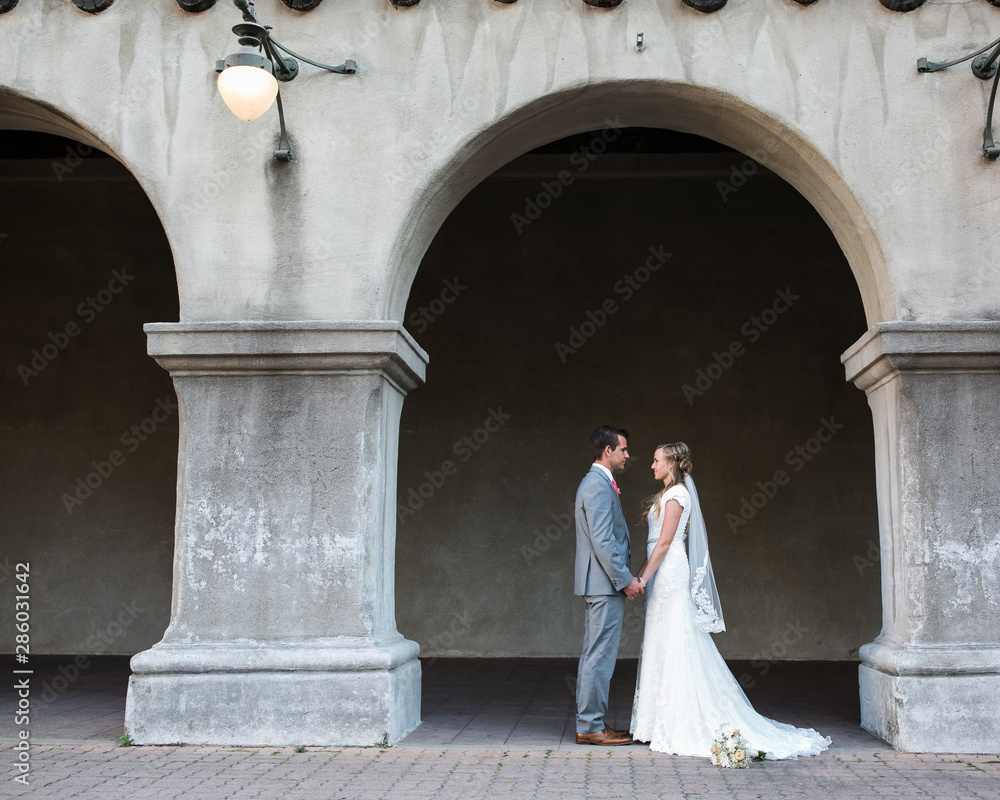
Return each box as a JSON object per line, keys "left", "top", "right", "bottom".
{"left": 576, "top": 593, "right": 626, "bottom": 734}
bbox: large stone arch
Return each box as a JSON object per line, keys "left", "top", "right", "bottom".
{"left": 387, "top": 79, "right": 883, "bottom": 713}
{"left": 383, "top": 81, "right": 892, "bottom": 327}
{"left": 393, "top": 123, "right": 879, "bottom": 668}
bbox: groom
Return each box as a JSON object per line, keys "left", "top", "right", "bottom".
{"left": 574, "top": 425, "right": 644, "bottom": 746}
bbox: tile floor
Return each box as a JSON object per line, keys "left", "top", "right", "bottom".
{"left": 401, "top": 658, "right": 879, "bottom": 750}
{"left": 1, "top": 655, "right": 880, "bottom": 751}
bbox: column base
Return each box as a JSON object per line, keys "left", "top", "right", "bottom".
{"left": 860, "top": 642, "right": 1000, "bottom": 753}
{"left": 125, "top": 637, "right": 421, "bottom": 746}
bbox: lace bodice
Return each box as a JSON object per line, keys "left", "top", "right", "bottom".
{"left": 647, "top": 484, "right": 691, "bottom": 546}
{"left": 645, "top": 485, "right": 692, "bottom": 595}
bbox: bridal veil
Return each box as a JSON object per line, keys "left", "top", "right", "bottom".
{"left": 684, "top": 475, "right": 725, "bottom": 633}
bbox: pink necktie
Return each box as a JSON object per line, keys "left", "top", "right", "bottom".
{"left": 611, "top": 478, "right": 620, "bottom": 495}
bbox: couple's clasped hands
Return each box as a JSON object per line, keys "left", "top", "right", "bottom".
{"left": 623, "top": 576, "right": 645, "bottom": 600}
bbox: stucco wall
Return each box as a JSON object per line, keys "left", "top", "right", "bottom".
{"left": 396, "top": 150, "right": 881, "bottom": 660}
{"left": 0, "top": 156, "right": 177, "bottom": 655}
{"left": 2, "top": 1, "right": 998, "bottom": 326}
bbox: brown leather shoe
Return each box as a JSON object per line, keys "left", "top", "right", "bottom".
{"left": 576, "top": 726, "right": 633, "bottom": 746}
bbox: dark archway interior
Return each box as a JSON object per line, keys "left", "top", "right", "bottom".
{"left": 0, "top": 130, "right": 178, "bottom": 656}
{"left": 396, "top": 127, "right": 879, "bottom": 666}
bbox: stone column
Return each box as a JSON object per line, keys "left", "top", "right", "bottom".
{"left": 124, "top": 322, "right": 428, "bottom": 746}
{"left": 842, "top": 322, "right": 1000, "bottom": 753}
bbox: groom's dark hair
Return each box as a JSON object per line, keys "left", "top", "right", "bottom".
{"left": 590, "top": 426, "right": 629, "bottom": 460}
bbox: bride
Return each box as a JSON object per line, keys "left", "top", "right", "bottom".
{"left": 629, "top": 442, "right": 831, "bottom": 759}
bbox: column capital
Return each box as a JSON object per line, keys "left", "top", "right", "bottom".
{"left": 842, "top": 321, "right": 1000, "bottom": 393}
{"left": 144, "top": 321, "right": 428, "bottom": 393}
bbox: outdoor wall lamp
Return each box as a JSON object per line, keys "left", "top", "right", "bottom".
{"left": 918, "top": 35, "right": 1000, "bottom": 160}
{"left": 215, "top": 0, "right": 356, "bottom": 162}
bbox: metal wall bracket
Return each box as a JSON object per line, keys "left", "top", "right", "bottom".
{"left": 918, "top": 36, "right": 1000, "bottom": 160}
{"left": 223, "top": 0, "right": 356, "bottom": 162}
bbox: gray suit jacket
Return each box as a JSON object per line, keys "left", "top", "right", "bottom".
{"left": 574, "top": 465, "right": 633, "bottom": 596}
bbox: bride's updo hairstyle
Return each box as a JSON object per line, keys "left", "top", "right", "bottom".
{"left": 641, "top": 442, "right": 693, "bottom": 523}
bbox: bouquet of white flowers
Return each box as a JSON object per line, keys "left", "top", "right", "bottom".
{"left": 710, "top": 725, "right": 763, "bottom": 768}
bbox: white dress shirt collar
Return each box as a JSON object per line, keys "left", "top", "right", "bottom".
{"left": 593, "top": 463, "right": 614, "bottom": 483}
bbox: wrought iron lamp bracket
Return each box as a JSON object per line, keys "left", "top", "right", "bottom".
{"left": 918, "top": 37, "right": 1000, "bottom": 160}
{"left": 217, "top": 0, "right": 357, "bottom": 162}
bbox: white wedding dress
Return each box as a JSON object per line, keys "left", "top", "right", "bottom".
{"left": 630, "top": 485, "right": 831, "bottom": 759}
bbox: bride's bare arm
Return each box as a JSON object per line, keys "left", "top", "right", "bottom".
{"left": 637, "top": 499, "right": 682, "bottom": 585}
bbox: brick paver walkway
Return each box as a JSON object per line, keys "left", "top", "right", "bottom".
{"left": 4, "top": 745, "right": 999, "bottom": 799}
{"left": 4, "top": 657, "right": 998, "bottom": 798}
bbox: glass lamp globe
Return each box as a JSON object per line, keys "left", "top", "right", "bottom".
{"left": 217, "top": 64, "right": 279, "bottom": 122}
